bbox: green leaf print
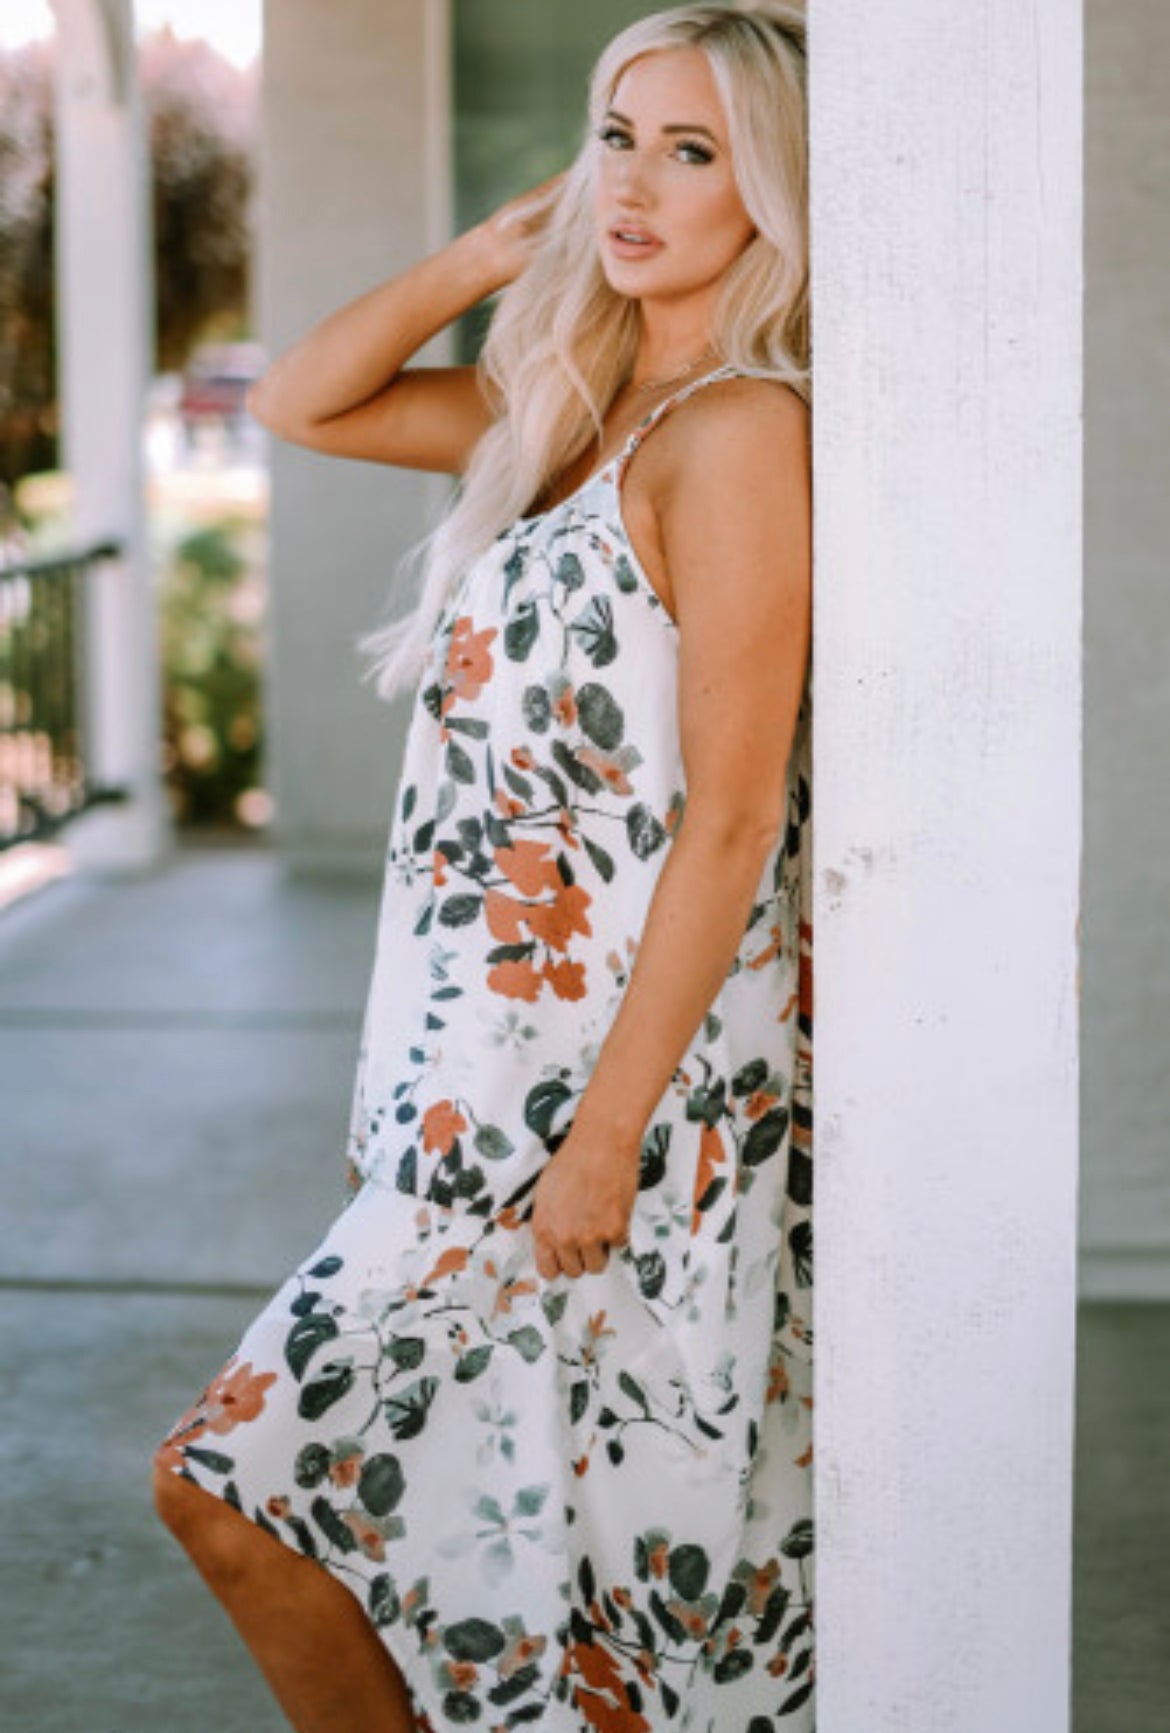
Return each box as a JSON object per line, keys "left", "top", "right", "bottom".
{"left": 368, "top": 1574, "right": 401, "bottom": 1627}
{"left": 297, "top": 1358, "right": 356, "bottom": 1421}
{"left": 668, "top": 1544, "right": 710, "bottom": 1601}
{"left": 613, "top": 553, "right": 639, "bottom": 594}
{"left": 714, "top": 1648, "right": 755, "bottom": 1683}
{"left": 755, "top": 1581, "right": 792, "bottom": 1645}
{"left": 446, "top": 740, "right": 476, "bottom": 784}
{"left": 293, "top": 1442, "right": 331, "bottom": 1488}
{"left": 743, "top": 1106, "right": 790, "bottom": 1168}
{"left": 638, "top": 1124, "right": 670, "bottom": 1190}
{"left": 732, "top": 1058, "right": 770, "bottom": 1096}
{"left": 618, "top": 1370, "right": 650, "bottom": 1415}
{"left": 540, "top": 1287, "right": 568, "bottom": 1325}
{"left": 438, "top": 893, "right": 481, "bottom": 928}
{"left": 554, "top": 551, "right": 586, "bottom": 593}
{"left": 649, "top": 1589, "right": 687, "bottom": 1643}
{"left": 285, "top": 1312, "right": 339, "bottom": 1380}
{"left": 441, "top": 1690, "right": 480, "bottom": 1723}
{"left": 781, "top": 1518, "right": 814, "bottom": 1559}
{"left": 520, "top": 684, "right": 551, "bottom": 732}
{"left": 506, "top": 1325, "right": 545, "bottom": 1363}
{"left": 183, "top": 1445, "right": 233, "bottom": 1474}
{"left": 310, "top": 1495, "right": 358, "bottom": 1554}
{"left": 550, "top": 737, "right": 602, "bottom": 794}
{"left": 524, "top": 1077, "right": 574, "bottom": 1140}
{"left": 575, "top": 682, "right": 624, "bottom": 749}
{"left": 569, "top": 594, "right": 618, "bottom": 667}
{"left": 474, "top": 1123, "right": 515, "bottom": 1161}
{"left": 382, "top": 1375, "right": 439, "bottom": 1441}
{"left": 359, "top": 1453, "right": 406, "bottom": 1517}
{"left": 443, "top": 1617, "right": 507, "bottom": 1662}
{"left": 581, "top": 834, "right": 615, "bottom": 883}
{"left": 626, "top": 803, "right": 667, "bottom": 859}
{"left": 454, "top": 1344, "right": 494, "bottom": 1382}
{"left": 635, "top": 1250, "right": 666, "bottom": 1299}
{"left": 487, "top": 1664, "right": 542, "bottom": 1706}
{"left": 787, "top": 1146, "right": 813, "bottom": 1206}
{"left": 504, "top": 600, "right": 540, "bottom": 661}
{"left": 514, "top": 1485, "right": 550, "bottom": 1522}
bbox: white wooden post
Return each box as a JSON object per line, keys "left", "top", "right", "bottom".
{"left": 808, "top": 2, "right": 1082, "bottom": 1729}
{"left": 51, "top": 0, "right": 170, "bottom": 869}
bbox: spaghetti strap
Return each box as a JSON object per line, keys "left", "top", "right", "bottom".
{"left": 615, "top": 360, "right": 741, "bottom": 473}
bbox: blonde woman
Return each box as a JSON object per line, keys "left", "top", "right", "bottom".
{"left": 153, "top": 6, "right": 814, "bottom": 1731}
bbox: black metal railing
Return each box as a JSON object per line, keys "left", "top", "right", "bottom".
{"left": 0, "top": 539, "right": 131, "bottom": 851}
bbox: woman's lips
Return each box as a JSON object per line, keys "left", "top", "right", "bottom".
{"left": 607, "top": 226, "right": 664, "bottom": 261}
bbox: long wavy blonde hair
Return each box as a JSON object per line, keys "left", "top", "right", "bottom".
{"left": 356, "top": 1, "right": 808, "bottom": 704}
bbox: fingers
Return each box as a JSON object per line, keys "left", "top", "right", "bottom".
{"left": 532, "top": 1238, "right": 615, "bottom": 1282}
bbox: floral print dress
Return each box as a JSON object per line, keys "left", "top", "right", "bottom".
{"left": 157, "top": 362, "right": 815, "bottom": 1732}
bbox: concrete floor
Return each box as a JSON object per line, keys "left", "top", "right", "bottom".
{"left": 0, "top": 842, "right": 1164, "bottom": 1731}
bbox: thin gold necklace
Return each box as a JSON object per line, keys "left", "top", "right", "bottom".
{"left": 629, "top": 344, "right": 719, "bottom": 395}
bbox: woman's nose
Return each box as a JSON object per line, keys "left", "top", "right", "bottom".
{"left": 611, "top": 154, "right": 652, "bottom": 207}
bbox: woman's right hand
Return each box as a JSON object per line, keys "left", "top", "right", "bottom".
{"left": 474, "top": 171, "right": 568, "bottom": 289}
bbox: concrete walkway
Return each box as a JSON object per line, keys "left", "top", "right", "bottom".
{"left": 0, "top": 842, "right": 1165, "bottom": 1731}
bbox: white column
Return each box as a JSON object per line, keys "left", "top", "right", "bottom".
{"left": 260, "top": 0, "right": 452, "bottom": 876}
{"left": 808, "top": 3, "right": 1081, "bottom": 1729}
{"left": 50, "top": 0, "right": 170, "bottom": 869}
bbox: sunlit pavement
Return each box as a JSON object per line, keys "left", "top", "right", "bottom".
{"left": 0, "top": 843, "right": 1166, "bottom": 1731}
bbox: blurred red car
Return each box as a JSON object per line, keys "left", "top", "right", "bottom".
{"left": 179, "top": 341, "right": 266, "bottom": 436}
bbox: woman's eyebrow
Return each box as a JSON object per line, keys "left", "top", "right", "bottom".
{"left": 604, "top": 106, "right": 720, "bottom": 144}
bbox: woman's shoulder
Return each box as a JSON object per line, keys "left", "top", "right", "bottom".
{"left": 645, "top": 372, "right": 809, "bottom": 505}
{"left": 680, "top": 370, "right": 808, "bottom": 438}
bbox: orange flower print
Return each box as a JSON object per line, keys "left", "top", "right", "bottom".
{"left": 422, "top": 1099, "right": 467, "bottom": 1156}
{"left": 745, "top": 1087, "right": 781, "bottom": 1120}
{"left": 487, "top": 957, "right": 544, "bottom": 1001}
{"left": 690, "top": 1122, "right": 727, "bottom": 1234}
{"left": 524, "top": 882, "right": 593, "bottom": 952}
{"left": 494, "top": 837, "right": 560, "bottom": 897}
{"left": 483, "top": 888, "right": 528, "bottom": 944}
{"left": 444, "top": 1660, "right": 479, "bottom": 1691}
{"left": 328, "top": 1441, "right": 364, "bottom": 1488}
{"left": 541, "top": 957, "right": 587, "bottom": 1001}
{"left": 747, "top": 918, "right": 786, "bottom": 970}
{"left": 766, "top": 1356, "right": 790, "bottom": 1404}
{"left": 442, "top": 615, "right": 497, "bottom": 705}
{"left": 498, "top": 1631, "right": 547, "bottom": 1680}
{"left": 201, "top": 1357, "right": 278, "bottom": 1436}
{"left": 576, "top": 746, "right": 634, "bottom": 796}
{"left": 266, "top": 1494, "right": 292, "bottom": 1521}
{"left": 552, "top": 686, "right": 578, "bottom": 727}
{"left": 341, "top": 1510, "right": 387, "bottom": 1561}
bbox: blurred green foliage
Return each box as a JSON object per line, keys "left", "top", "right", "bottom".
{"left": 158, "top": 518, "right": 267, "bottom": 829}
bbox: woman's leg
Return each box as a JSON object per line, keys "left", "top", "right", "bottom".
{"left": 152, "top": 1459, "right": 419, "bottom": 1733}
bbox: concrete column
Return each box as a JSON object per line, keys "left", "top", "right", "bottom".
{"left": 260, "top": 0, "right": 452, "bottom": 876}
{"left": 1080, "top": 0, "right": 1170, "bottom": 1300}
{"left": 808, "top": 2, "right": 1082, "bottom": 1728}
{"left": 50, "top": 0, "right": 170, "bottom": 870}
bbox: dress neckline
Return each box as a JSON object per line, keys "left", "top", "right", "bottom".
{"left": 514, "top": 362, "right": 738, "bottom": 528}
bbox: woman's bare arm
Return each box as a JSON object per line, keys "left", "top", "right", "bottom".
{"left": 246, "top": 174, "right": 565, "bottom": 472}
{"left": 527, "top": 380, "right": 810, "bottom": 1280}
{"left": 571, "top": 381, "right": 812, "bottom": 1150}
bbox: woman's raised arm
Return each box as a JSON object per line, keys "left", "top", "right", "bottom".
{"left": 245, "top": 173, "right": 565, "bottom": 472}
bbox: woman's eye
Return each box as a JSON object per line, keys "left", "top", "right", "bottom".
{"left": 597, "top": 125, "right": 633, "bottom": 150}
{"left": 675, "top": 141, "right": 714, "bottom": 165}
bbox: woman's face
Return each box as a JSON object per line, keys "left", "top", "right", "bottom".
{"left": 592, "top": 46, "right": 756, "bottom": 304}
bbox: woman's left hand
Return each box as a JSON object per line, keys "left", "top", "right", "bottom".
{"left": 529, "top": 1126, "right": 641, "bottom": 1281}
